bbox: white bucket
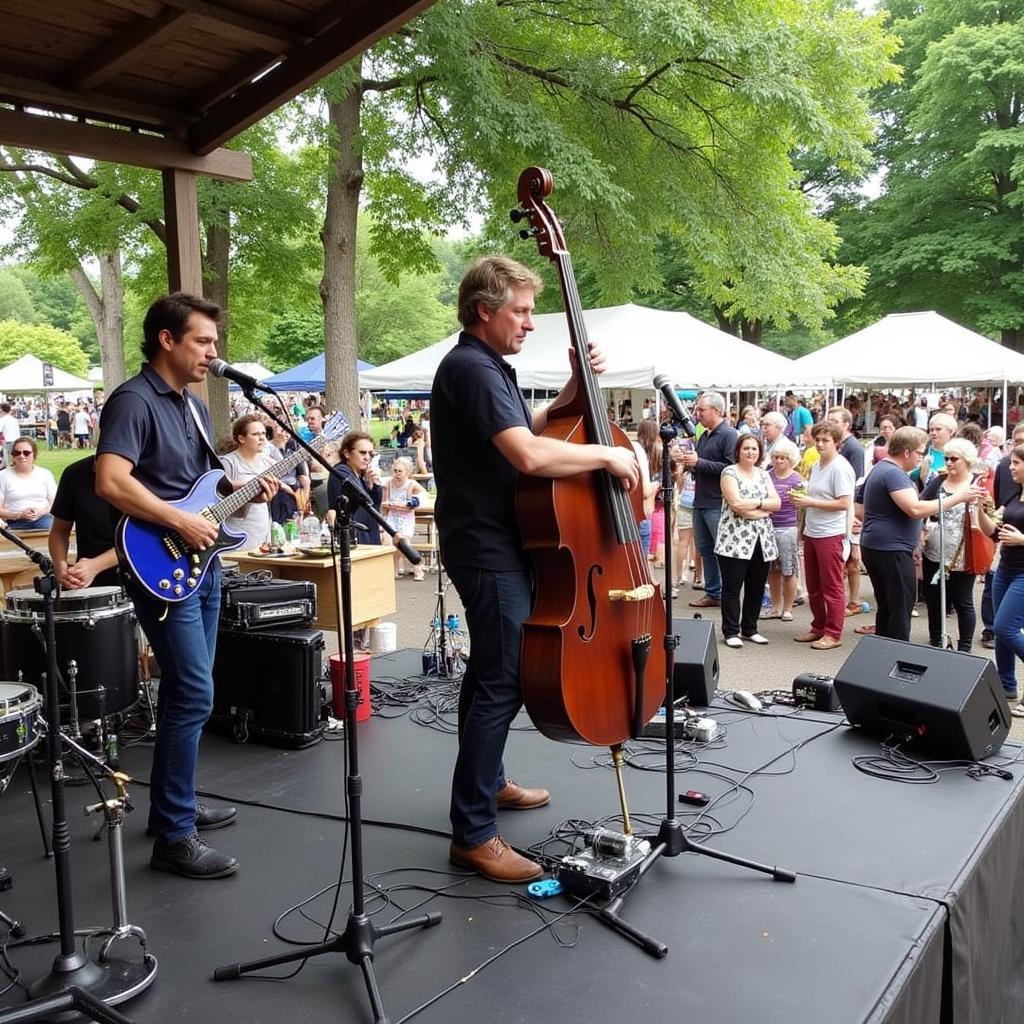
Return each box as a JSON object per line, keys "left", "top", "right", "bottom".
{"left": 368, "top": 621, "right": 397, "bottom": 654}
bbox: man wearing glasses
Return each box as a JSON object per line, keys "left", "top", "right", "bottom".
{"left": 858, "top": 427, "right": 981, "bottom": 641}
{"left": 678, "top": 392, "right": 738, "bottom": 608}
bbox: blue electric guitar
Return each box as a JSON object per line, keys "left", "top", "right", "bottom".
{"left": 117, "top": 412, "right": 349, "bottom": 601}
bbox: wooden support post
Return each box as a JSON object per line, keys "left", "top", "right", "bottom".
{"left": 162, "top": 168, "right": 208, "bottom": 401}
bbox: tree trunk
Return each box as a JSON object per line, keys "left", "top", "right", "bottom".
{"left": 714, "top": 306, "right": 763, "bottom": 345}
{"left": 68, "top": 251, "right": 126, "bottom": 393}
{"left": 205, "top": 217, "right": 232, "bottom": 442}
{"left": 320, "top": 62, "right": 364, "bottom": 428}
{"left": 1002, "top": 327, "right": 1024, "bottom": 353}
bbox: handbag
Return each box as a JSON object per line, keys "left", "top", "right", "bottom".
{"left": 962, "top": 504, "right": 996, "bottom": 575}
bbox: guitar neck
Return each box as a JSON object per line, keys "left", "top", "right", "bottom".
{"left": 214, "top": 439, "right": 321, "bottom": 520}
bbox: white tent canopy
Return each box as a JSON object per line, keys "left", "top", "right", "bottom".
{"left": 792, "top": 311, "right": 1024, "bottom": 386}
{"left": 359, "top": 303, "right": 798, "bottom": 392}
{"left": 0, "top": 353, "right": 92, "bottom": 393}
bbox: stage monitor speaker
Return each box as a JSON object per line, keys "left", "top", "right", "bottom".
{"left": 833, "top": 635, "right": 1009, "bottom": 761}
{"left": 671, "top": 616, "right": 719, "bottom": 707}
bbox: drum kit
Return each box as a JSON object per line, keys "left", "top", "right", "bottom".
{"left": 0, "top": 567, "right": 156, "bottom": 1023}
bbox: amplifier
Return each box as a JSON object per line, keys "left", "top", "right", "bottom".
{"left": 220, "top": 576, "right": 316, "bottom": 631}
{"left": 209, "top": 625, "right": 327, "bottom": 748}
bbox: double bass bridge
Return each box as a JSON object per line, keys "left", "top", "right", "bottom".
{"left": 608, "top": 583, "right": 655, "bottom": 603}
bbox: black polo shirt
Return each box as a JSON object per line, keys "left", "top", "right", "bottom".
{"left": 98, "top": 363, "right": 218, "bottom": 502}
{"left": 694, "top": 420, "right": 738, "bottom": 508}
{"left": 50, "top": 455, "right": 120, "bottom": 588}
{"left": 431, "top": 332, "right": 533, "bottom": 571}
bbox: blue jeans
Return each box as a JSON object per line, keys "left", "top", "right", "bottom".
{"left": 992, "top": 566, "right": 1024, "bottom": 697}
{"left": 692, "top": 506, "right": 723, "bottom": 599}
{"left": 128, "top": 560, "right": 221, "bottom": 842}
{"left": 638, "top": 517, "right": 652, "bottom": 556}
{"left": 446, "top": 566, "right": 532, "bottom": 848}
{"left": 4, "top": 515, "right": 53, "bottom": 531}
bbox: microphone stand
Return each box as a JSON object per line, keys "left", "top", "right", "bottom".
{"left": 0, "top": 524, "right": 142, "bottom": 1024}
{"left": 213, "top": 387, "right": 440, "bottom": 1024}
{"left": 594, "top": 410, "right": 795, "bottom": 959}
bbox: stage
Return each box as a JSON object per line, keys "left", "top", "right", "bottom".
{"left": 1, "top": 648, "right": 1023, "bottom": 1024}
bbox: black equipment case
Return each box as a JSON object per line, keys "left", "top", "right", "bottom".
{"left": 219, "top": 576, "right": 316, "bottom": 632}
{"left": 209, "top": 625, "right": 326, "bottom": 748}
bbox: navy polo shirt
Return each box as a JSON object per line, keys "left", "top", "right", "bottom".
{"left": 98, "top": 363, "right": 218, "bottom": 502}
{"left": 431, "top": 332, "right": 533, "bottom": 571}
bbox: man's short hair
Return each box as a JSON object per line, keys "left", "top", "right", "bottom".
{"left": 761, "top": 411, "right": 786, "bottom": 430}
{"left": 305, "top": 405, "right": 325, "bottom": 418}
{"left": 457, "top": 256, "right": 543, "bottom": 328}
{"left": 889, "top": 426, "right": 927, "bottom": 456}
{"left": 811, "top": 422, "right": 842, "bottom": 444}
{"left": 700, "top": 391, "right": 726, "bottom": 415}
{"left": 142, "top": 292, "right": 221, "bottom": 361}
{"left": 827, "top": 405, "right": 853, "bottom": 429}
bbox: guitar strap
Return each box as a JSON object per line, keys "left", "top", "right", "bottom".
{"left": 185, "top": 392, "right": 223, "bottom": 471}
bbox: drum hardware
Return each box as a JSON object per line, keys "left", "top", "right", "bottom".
{"left": 0, "top": 523, "right": 154, "bottom": 1024}
{"left": 0, "top": 865, "right": 26, "bottom": 940}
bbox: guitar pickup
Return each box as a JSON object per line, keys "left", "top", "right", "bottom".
{"left": 162, "top": 534, "right": 183, "bottom": 560}
{"left": 608, "top": 584, "right": 656, "bottom": 603}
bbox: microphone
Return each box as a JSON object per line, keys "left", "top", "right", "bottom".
{"left": 207, "top": 358, "right": 269, "bottom": 391}
{"left": 653, "top": 375, "right": 696, "bottom": 436}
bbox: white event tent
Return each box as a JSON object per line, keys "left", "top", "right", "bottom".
{"left": 359, "top": 303, "right": 798, "bottom": 393}
{"left": 0, "top": 353, "right": 92, "bottom": 394}
{"left": 792, "top": 311, "right": 1024, "bottom": 387}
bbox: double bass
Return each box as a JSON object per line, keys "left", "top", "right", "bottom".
{"left": 514, "top": 167, "right": 667, "bottom": 748}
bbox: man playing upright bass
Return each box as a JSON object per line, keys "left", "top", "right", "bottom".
{"left": 97, "top": 293, "right": 276, "bottom": 879}
{"left": 431, "top": 256, "right": 640, "bottom": 883}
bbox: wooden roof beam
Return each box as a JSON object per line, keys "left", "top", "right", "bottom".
{"left": 0, "top": 108, "right": 252, "bottom": 182}
{"left": 162, "top": 0, "right": 313, "bottom": 50}
{"left": 188, "top": 0, "right": 436, "bottom": 154}
{"left": 63, "top": 9, "right": 192, "bottom": 90}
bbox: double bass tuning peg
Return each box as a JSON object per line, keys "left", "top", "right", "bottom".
{"left": 510, "top": 207, "right": 527, "bottom": 223}
{"left": 519, "top": 227, "right": 539, "bottom": 240}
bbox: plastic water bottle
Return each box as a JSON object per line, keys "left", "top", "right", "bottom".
{"left": 301, "top": 511, "right": 321, "bottom": 544}
{"left": 446, "top": 613, "right": 460, "bottom": 631}
{"left": 761, "top": 589, "right": 772, "bottom": 611}
{"left": 861, "top": 601, "right": 871, "bottom": 613}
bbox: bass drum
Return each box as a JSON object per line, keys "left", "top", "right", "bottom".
{"left": 0, "top": 682, "right": 41, "bottom": 762}
{"left": 1, "top": 586, "right": 139, "bottom": 720}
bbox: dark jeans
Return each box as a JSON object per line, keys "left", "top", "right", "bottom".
{"left": 446, "top": 566, "right": 532, "bottom": 848}
{"left": 981, "top": 570, "right": 995, "bottom": 632}
{"left": 718, "top": 541, "right": 771, "bottom": 639}
{"left": 862, "top": 546, "right": 916, "bottom": 642}
{"left": 921, "top": 558, "right": 976, "bottom": 651}
{"left": 992, "top": 566, "right": 1024, "bottom": 697}
{"left": 128, "top": 560, "right": 221, "bottom": 843}
{"left": 692, "top": 506, "right": 723, "bottom": 599}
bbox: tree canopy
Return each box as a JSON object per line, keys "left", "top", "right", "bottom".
{"left": 0, "top": 320, "right": 90, "bottom": 377}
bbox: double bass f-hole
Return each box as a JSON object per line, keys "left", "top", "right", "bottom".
{"left": 579, "top": 564, "right": 603, "bottom": 642}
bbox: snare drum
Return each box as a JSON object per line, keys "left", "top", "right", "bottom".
{"left": 1, "top": 586, "right": 139, "bottom": 720}
{"left": 0, "top": 682, "right": 41, "bottom": 762}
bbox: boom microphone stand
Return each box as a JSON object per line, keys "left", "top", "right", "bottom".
{"left": 0, "top": 525, "right": 143, "bottom": 1024}
{"left": 595, "top": 398, "right": 795, "bottom": 958}
{"left": 214, "top": 387, "right": 440, "bottom": 1024}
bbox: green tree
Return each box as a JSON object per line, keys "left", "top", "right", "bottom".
{"left": 311, "top": 0, "right": 896, "bottom": 421}
{"left": 837, "top": 0, "right": 1024, "bottom": 349}
{"left": 264, "top": 309, "right": 325, "bottom": 369}
{"left": 0, "top": 321, "right": 89, "bottom": 376}
{"left": 0, "top": 268, "right": 36, "bottom": 323}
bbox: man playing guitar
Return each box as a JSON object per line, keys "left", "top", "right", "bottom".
{"left": 97, "top": 293, "right": 276, "bottom": 879}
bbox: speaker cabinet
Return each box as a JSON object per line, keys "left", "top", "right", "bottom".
{"left": 833, "top": 636, "right": 1009, "bottom": 760}
{"left": 209, "top": 625, "right": 326, "bottom": 748}
{"left": 671, "top": 617, "right": 719, "bottom": 706}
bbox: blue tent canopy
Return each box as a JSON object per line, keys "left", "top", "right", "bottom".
{"left": 263, "top": 353, "right": 374, "bottom": 392}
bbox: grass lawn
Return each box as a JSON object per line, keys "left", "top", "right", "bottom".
{"left": 34, "top": 446, "right": 93, "bottom": 483}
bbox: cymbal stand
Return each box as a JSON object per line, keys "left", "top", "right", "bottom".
{"left": 0, "top": 523, "right": 147, "bottom": 1024}
{"left": 214, "top": 387, "right": 441, "bottom": 1024}
{"left": 595, "top": 413, "right": 796, "bottom": 959}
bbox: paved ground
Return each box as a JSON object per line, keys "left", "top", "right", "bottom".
{"left": 328, "top": 558, "right": 1024, "bottom": 745}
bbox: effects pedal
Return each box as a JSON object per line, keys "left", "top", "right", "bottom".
{"left": 555, "top": 829, "right": 651, "bottom": 900}
{"left": 792, "top": 672, "right": 842, "bottom": 712}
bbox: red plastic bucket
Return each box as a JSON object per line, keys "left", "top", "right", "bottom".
{"left": 329, "top": 653, "right": 372, "bottom": 722}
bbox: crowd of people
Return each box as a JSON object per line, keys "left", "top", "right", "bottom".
{"left": 639, "top": 388, "right": 1024, "bottom": 717}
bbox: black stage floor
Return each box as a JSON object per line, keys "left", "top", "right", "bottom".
{"left": 2, "top": 649, "right": 1024, "bottom": 1024}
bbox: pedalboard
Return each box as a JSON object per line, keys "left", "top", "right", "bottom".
{"left": 555, "top": 831, "right": 651, "bottom": 900}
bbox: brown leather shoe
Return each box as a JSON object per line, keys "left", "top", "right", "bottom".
{"left": 810, "top": 636, "right": 843, "bottom": 650}
{"left": 689, "top": 595, "right": 721, "bottom": 608}
{"left": 450, "top": 836, "right": 544, "bottom": 883}
{"left": 793, "top": 631, "right": 823, "bottom": 642}
{"left": 496, "top": 780, "right": 550, "bottom": 810}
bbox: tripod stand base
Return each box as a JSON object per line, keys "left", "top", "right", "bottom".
{"left": 24, "top": 952, "right": 157, "bottom": 1022}
{"left": 214, "top": 910, "right": 441, "bottom": 1024}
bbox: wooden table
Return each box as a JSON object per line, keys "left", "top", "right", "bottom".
{"left": 0, "top": 551, "right": 39, "bottom": 596}
{"left": 229, "top": 543, "right": 395, "bottom": 631}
